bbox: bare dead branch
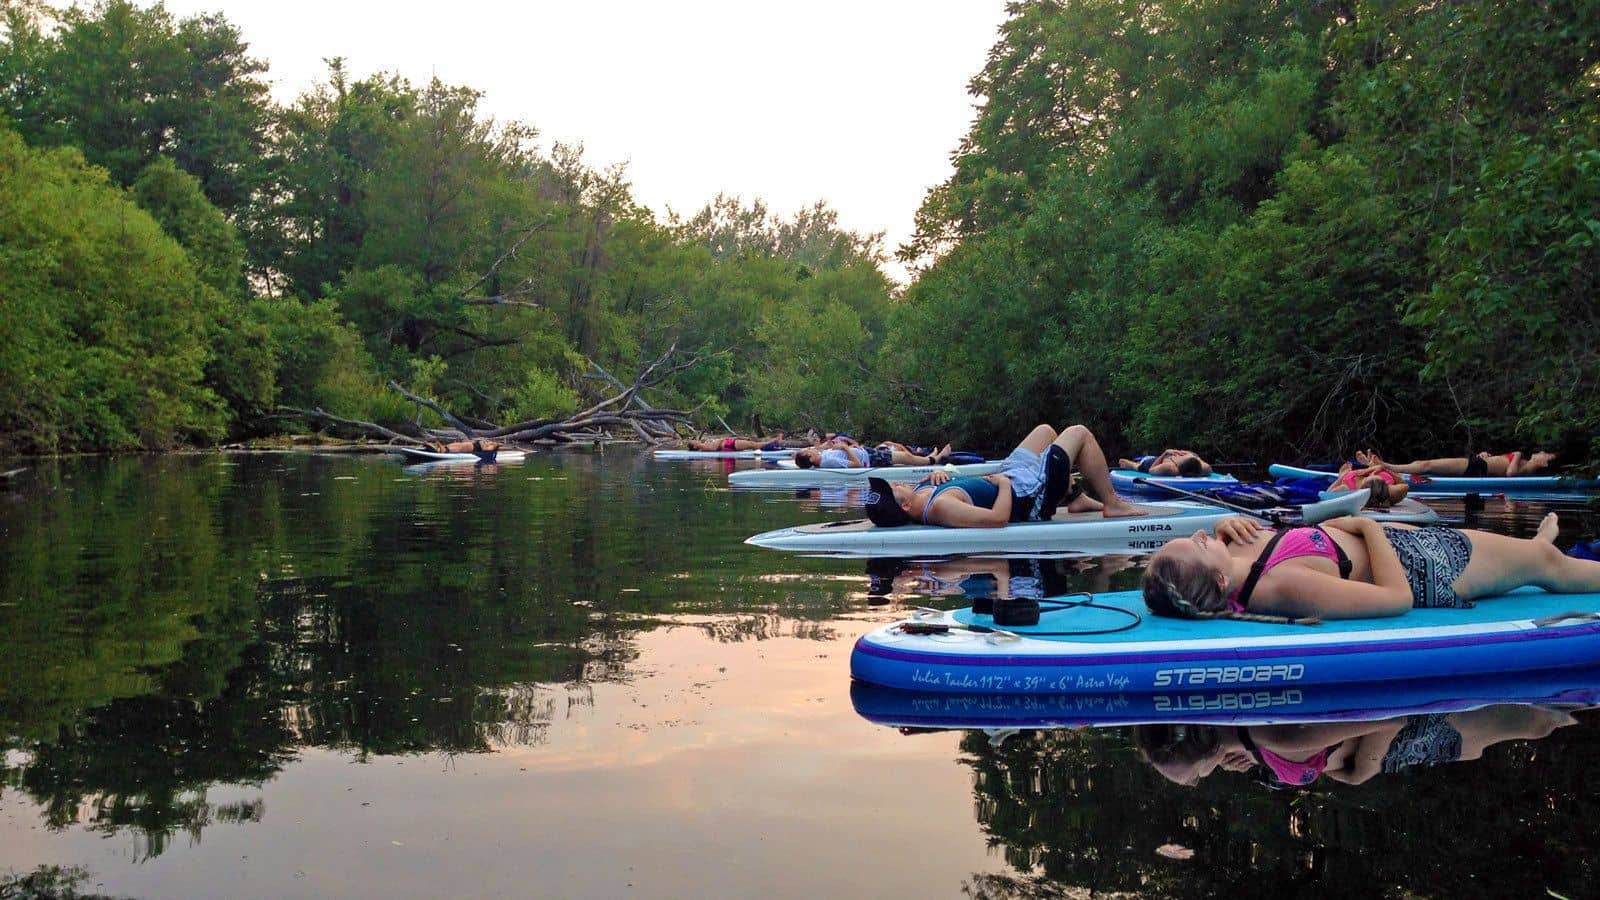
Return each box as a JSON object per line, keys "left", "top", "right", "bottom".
{"left": 275, "top": 407, "right": 421, "bottom": 444}
{"left": 462, "top": 296, "right": 544, "bottom": 309}
{"left": 460, "top": 216, "right": 559, "bottom": 298}
{"left": 387, "top": 382, "right": 480, "bottom": 436}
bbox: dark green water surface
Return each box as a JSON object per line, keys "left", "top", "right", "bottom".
{"left": 1, "top": 451, "right": 1597, "bottom": 898}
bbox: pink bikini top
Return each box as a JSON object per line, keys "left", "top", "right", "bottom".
{"left": 1335, "top": 468, "right": 1399, "bottom": 491}
{"left": 1237, "top": 727, "right": 1334, "bottom": 786}
{"left": 1228, "top": 527, "right": 1353, "bottom": 612}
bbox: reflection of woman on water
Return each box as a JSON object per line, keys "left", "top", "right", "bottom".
{"left": 864, "top": 555, "right": 1138, "bottom": 604}
{"left": 1134, "top": 705, "right": 1578, "bottom": 787}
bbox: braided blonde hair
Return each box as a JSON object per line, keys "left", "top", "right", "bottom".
{"left": 1142, "top": 553, "right": 1321, "bottom": 626}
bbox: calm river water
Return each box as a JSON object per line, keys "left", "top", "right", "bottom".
{"left": 1, "top": 451, "right": 1597, "bottom": 898}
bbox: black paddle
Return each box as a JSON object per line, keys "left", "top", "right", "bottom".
{"left": 1130, "top": 477, "right": 1357, "bottom": 527}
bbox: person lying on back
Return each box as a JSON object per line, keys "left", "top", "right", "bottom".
{"left": 1142, "top": 511, "right": 1597, "bottom": 623}
{"left": 1326, "top": 462, "right": 1410, "bottom": 507}
{"left": 864, "top": 422, "right": 1147, "bottom": 528}
{"left": 1117, "top": 449, "right": 1212, "bottom": 477}
{"left": 793, "top": 439, "right": 952, "bottom": 469}
{"left": 429, "top": 439, "right": 499, "bottom": 453}
{"left": 681, "top": 434, "right": 787, "bottom": 452}
{"left": 1356, "top": 449, "right": 1556, "bottom": 478}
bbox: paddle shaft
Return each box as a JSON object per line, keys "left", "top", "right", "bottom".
{"left": 1131, "top": 477, "right": 1295, "bottom": 526}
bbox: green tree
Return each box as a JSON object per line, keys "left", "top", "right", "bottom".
{"left": 0, "top": 128, "right": 226, "bottom": 451}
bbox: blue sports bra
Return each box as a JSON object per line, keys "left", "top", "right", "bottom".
{"left": 919, "top": 476, "right": 1001, "bottom": 524}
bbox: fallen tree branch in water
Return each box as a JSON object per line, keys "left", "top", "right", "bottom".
{"left": 280, "top": 345, "right": 700, "bottom": 446}
{"left": 274, "top": 407, "right": 422, "bottom": 444}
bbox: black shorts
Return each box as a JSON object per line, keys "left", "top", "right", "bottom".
{"left": 867, "top": 446, "right": 894, "bottom": 467}
{"left": 1463, "top": 455, "right": 1488, "bottom": 478}
{"left": 1009, "top": 445, "right": 1079, "bottom": 522}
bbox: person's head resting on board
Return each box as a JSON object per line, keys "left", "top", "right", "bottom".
{"left": 1141, "top": 527, "right": 1315, "bottom": 626}
{"left": 1142, "top": 529, "right": 1230, "bottom": 619}
{"left": 793, "top": 447, "right": 823, "bottom": 468}
{"left": 1176, "top": 455, "right": 1204, "bottom": 477}
{"left": 863, "top": 477, "right": 915, "bottom": 528}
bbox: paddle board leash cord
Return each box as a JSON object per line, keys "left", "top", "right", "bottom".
{"left": 897, "top": 592, "right": 1142, "bottom": 638}
{"left": 1132, "top": 477, "right": 1310, "bottom": 527}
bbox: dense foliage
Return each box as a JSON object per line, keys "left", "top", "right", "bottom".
{"left": 0, "top": 0, "right": 891, "bottom": 453}
{"left": 889, "top": 0, "right": 1600, "bottom": 462}
{"left": 1, "top": 0, "right": 1596, "bottom": 460}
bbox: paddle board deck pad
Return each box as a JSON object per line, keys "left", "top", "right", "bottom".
{"left": 851, "top": 586, "right": 1600, "bottom": 695}
{"left": 849, "top": 666, "right": 1600, "bottom": 728}
{"left": 1111, "top": 469, "right": 1240, "bottom": 494}
{"left": 1270, "top": 462, "right": 1598, "bottom": 494}
{"left": 1328, "top": 495, "right": 1440, "bottom": 524}
{"left": 396, "top": 447, "right": 526, "bottom": 463}
{"left": 730, "top": 462, "right": 1002, "bottom": 488}
{"left": 744, "top": 491, "right": 1366, "bottom": 555}
{"left": 653, "top": 449, "right": 798, "bottom": 460}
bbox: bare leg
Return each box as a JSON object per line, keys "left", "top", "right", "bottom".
{"left": 1448, "top": 705, "right": 1577, "bottom": 761}
{"left": 1383, "top": 457, "right": 1473, "bottom": 476}
{"left": 1016, "top": 424, "right": 1059, "bottom": 454}
{"left": 887, "top": 448, "right": 934, "bottom": 465}
{"left": 1052, "top": 424, "right": 1146, "bottom": 518}
{"left": 1453, "top": 518, "right": 1600, "bottom": 599}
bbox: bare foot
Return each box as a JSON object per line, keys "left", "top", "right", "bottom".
{"left": 1101, "top": 499, "right": 1149, "bottom": 518}
{"left": 1536, "top": 511, "right": 1559, "bottom": 544}
{"left": 1066, "top": 494, "right": 1104, "bottom": 514}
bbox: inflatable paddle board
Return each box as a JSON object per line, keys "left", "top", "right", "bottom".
{"left": 1111, "top": 469, "right": 1240, "bottom": 494}
{"left": 1270, "top": 462, "right": 1598, "bottom": 494}
{"left": 1331, "top": 495, "right": 1440, "bottom": 525}
{"left": 744, "top": 491, "right": 1367, "bottom": 556}
{"left": 729, "top": 461, "right": 1002, "bottom": 488}
{"left": 849, "top": 666, "right": 1600, "bottom": 728}
{"left": 653, "top": 448, "right": 798, "bottom": 460}
{"left": 396, "top": 447, "right": 526, "bottom": 463}
{"left": 851, "top": 586, "right": 1600, "bottom": 695}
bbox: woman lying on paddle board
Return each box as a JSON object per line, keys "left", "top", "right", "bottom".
{"left": 427, "top": 438, "right": 500, "bottom": 453}
{"left": 1324, "top": 462, "right": 1410, "bottom": 507}
{"left": 793, "top": 438, "right": 952, "bottom": 469}
{"left": 863, "top": 423, "right": 1146, "bottom": 528}
{"left": 1143, "top": 512, "right": 1600, "bottom": 621}
{"left": 1357, "top": 448, "right": 1557, "bottom": 478}
{"left": 681, "top": 434, "right": 787, "bottom": 452}
{"left": 1116, "top": 448, "right": 1212, "bottom": 477}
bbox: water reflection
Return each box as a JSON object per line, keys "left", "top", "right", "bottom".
{"left": 855, "top": 677, "right": 1600, "bottom": 899}
{"left": 1133, "top": 705, "right": 1580, "bottom": 788}
{"left": 2, "top": 452, "right": 1598, "bottom": 896}
{"left": 0, "top": 452, "right": 856, "bottom": 860}
{"left": 862, "top": 555, "right": 1142, "bottom": 607}
{"left": 951, "top": 704, "right": 1598, "bottom": 898}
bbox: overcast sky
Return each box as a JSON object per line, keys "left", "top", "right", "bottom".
{"left": 156, "top": 0, "right": 1012, "bottom": 280}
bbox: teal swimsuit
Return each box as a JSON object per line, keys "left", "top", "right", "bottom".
{"left": 920, "top": 476, "right": 1001, "bottom": 524}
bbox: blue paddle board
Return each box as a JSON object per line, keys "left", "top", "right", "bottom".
{"left": 852, "top": 587, "right": 1600, "bottom": 694}
{"left": 1270, "top": 462, "right": 1597, "bottom": 494}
